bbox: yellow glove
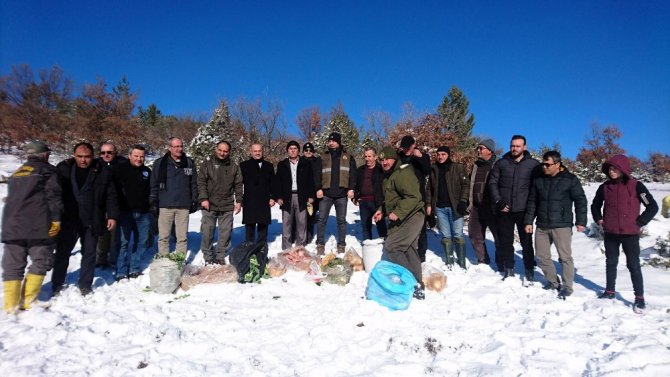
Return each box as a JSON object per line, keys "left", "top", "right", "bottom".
{"left": 48, "top": 221, "right": 61, "bottom": 237}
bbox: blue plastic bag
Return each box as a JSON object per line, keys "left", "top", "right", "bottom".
{"left": 366, "top": 260, "right": 418, "bottom": 310}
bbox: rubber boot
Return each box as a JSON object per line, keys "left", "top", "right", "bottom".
{"left": 455, "top": 239, "right": 467, "bottom": 270}
{"left": 441, "top": 239, "right": 454, "bottom": 266}
{"left": 3, "top": 280, "right": 21, "bottom": 314}
{"left": 21, "top": 273, "right": 45, "bottom": 310}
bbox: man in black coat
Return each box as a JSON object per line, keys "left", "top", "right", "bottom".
{"left": 240, "top": 143, "right": 275, "bottom": 244}
{"left": 274, "top": 141, "right": 315, "bottom": 250}
{"left": 488, "top": 135, "right": 541, "bottom": 280}
{"left": 51, "top": 142, "right": 119, "bottom": 296}
{"left": 353, "top": 146, "right": 387, "bottom": 240}
{"left": 95, "top": 141, "right": 127, "bottom": 268}
{"left": 524, "top": 151, "right": 587, "bottom": 298}
{"left": 301, "top": 142, "right": 321, "bottom": 243}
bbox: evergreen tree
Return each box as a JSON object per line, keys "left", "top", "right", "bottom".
{"left": 314, "top": 103, "right": 359, "bottom": 154}
{"left": 189, "top": 100, "right": 236, "bottom": 166}
{"left": 436, "top": 86, "right": 477, "bottom": 157}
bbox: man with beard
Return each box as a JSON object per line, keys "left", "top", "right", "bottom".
{"left": 112, "top": 144, "right": 152, "bottom": 280}
{"left": 150, "top": 137, "right": 198, "bottom": 257}
{"left": 314, "top": 132, "right": 356, "bottom": 255}
{"left": 52, "top": 142, "right": 118, "bottom": 296}
{"left": 274, "top": 141, "right": 315, "bottom": 250}
{"left": 240, "top": 143, "right": 275, "bottom": 245}
{"left": 467, "top": 139, "right": 499, "bottom": 267}
{"left": 488, "top": 135, "right": 540, "bottom": 281}
{"left": 373, "top": 147, "right": 425, "bottom": 299}
{"left": 197, "top": 141, "right": 243, "bottom": 264}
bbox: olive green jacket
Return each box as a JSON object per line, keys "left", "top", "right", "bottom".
{"left": 381, "top": 162, "right": 425, "bottom": 231}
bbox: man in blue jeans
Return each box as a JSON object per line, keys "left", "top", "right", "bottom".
{"left": 428, "top": 146, "right": 469, "bottom": 268}
{"left": 112, "top": 144, "right": 152, "bottom": 280}
{"left": 314, "top": 132, "right": 357, "bottom": 255}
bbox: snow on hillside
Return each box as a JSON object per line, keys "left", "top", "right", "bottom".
{"left": 0, "top": 153, "right": 669, "bottom": 376}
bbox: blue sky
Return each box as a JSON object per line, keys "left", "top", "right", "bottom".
{"left": 1, "top": 1, "right": 668, "bottom": 158}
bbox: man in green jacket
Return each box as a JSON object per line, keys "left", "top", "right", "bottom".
{"left": 197, "top": 141, "right": 243, "bottom": 264}
{"left": 373, "top": 146, "right": 425, "bottom": 299}
{"left": 524, "top": 151, "right": 587, "bottom": 298}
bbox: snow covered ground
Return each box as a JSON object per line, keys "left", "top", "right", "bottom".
{"left": 0, "top": 153, "right": 669, "bottom": 376}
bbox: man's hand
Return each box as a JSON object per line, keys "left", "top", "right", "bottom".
{"left": 524, "top": 225, "right": 533, "bottom": 234}
{"left": 597, "top": 220, "right": 603, "bottom": 226}
{"left": 347, "top": 190, "right": 355, "bottom": 199}
{"left": 48, "top": 221, "right": 61, "bottom": 237}
{"left": 388, "top": 212, "right": 399, "bottom": 221}
{"left": 269, "top": 199, "right": 276, "bottom": 207}
{"left": 457, "top": 201, "right": 468, "bottom": 215}
{"left": 496, "top": 200, "right": 510, "bottom": 213}
{"left": 426, "top": 206, "right": 432, "bottom": 216}
{"left": 316, "top": 189, "right": 324, "bottom": 199}
{"left": 576, "top": 225, "right": 586, "bottom": 232}
{"left": 107, "top": 219, "right": 116, "bottom": 231}
{"left": 234, "top": 203, "right": 241, "bottom": 215}
{"left": 373, "top": 210, "right": 383, "bottom": 222}
{"left": 412, "top": 149, "right": 423, "bottom": 158}
{"left": 201, "top": 200, "right": 210, "bottom": 211}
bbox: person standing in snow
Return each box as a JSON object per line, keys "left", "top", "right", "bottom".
{"left": 52, "top": 142, "right": 119, "bottom": 296}
{"left": 2, "top": 141, "right": 62, "bottom": 313}
{"left": 427, "top": 145, "right": 470, "bottom": 269}
{"left": 149, "top": 137, "right": 198, "bottom": 257}
{"left": 488, "top": 135, "right": 541, "bottom": 280}
{"left": 353, "top": 147, "right": 387, "bottom": 240}
{"left": 111, "top": 144, "right": 152, "bottom": 280}
{"left": 95, "top": 141, "right": 127, "bottom": 269}
{"left": 591, "top": 154, "right": 658, "bottom": 311}
{"left": 524, "top": 151, "right": 588, "bottom": 298}
{"left": 274, "top": 140, "right": 315, "bottom": 250}
{"left": 467, "top": 139, "right": 499, "bottom": 266}
{"left": 373, "top": 146, "right": 425, "bottom": 300}
{"left": 240, "top": 143, "right": 275, "bottom": 245}
{"left": 314, "top": 132, "right": 357, "bottom": 255}
{"left": 301, "top": 142, "right": 321, "bottom": 243}
{"left": 197, "top": 140, "right": 243, "bottom": 264}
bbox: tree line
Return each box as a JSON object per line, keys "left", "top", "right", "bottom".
{"left": 1, "top": 64, "right": 668, "bottom": 182}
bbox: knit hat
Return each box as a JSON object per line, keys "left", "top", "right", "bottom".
{"left": 399, "top": 135, "right": 415, "bottom": 149}
{"left": 379, "top": 146, "right": 399, "bottom": 160}
{"left": 303, "top": 142, "right": 315, "bottom": 152}
{"left": 437, "top": 146, "right": 450, "bottom": 154}
{"left": 23, "top": 141, "right": 51, "bottom": 154}
{"left": 328, "top": 132, "right": 342, "bottom": 145}
{"left": 286, "top": 140, "right": 300, "bottom": 151}
{"left": 478, "top": 138, "right": 496, "bottom": 152}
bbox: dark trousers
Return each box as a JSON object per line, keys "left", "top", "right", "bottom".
{"left": 417, "top": 220, "right": 428, "bottom": 262}
{"left": 245, "top": 223, "right": 268, "bottom": 244}
{"left": 52, "top": 221, "right": 98, "bottom": 290}
{"left": 384, "top": 211, "right": 424, "bottom": 283}
{"left": 468, "top": 205, "right": 499, "bottom": 267}
{"left": 2, "top": 240, "right": 55, "bottom": 281}
{"left": 359, "top": 199, "right": 387, "bottom": 240}
{"left": 604, "top": 233, "right": 644, "bottom": 297}
{"left": 317, "top": 195, "right": 348, "bottom": 246}
{"left": 306, "top": 198, "right": 320, "bottom": 243}
{"left": 495, "top": 211, "right": 534, "bottom": 270}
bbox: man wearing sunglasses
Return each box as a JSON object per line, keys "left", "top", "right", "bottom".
{"left": 524, "top": 151, "right": 587, "bottom": 298}
{"left": 95, "top": 142, "right": 127, "bottom": 269}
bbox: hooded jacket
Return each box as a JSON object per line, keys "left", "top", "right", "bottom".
{"left": 591, "top": 154, "right": 658, "bottom": 235}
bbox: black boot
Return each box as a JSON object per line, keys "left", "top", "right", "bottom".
{"left": 503, "top": 268, "right": 515, "bottom": 280}
{"left": 441, "top": 239, "right": 454, "bottom": 267}
{"left": 525, "top": 268, "right": 535, "bottom": 282}
{"left": 455, "top": 240, "right": 467, "bottom": 270}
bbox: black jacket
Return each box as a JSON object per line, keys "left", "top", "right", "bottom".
{"left": 150, "top": 155, "right": 197, "bottom": 209}
{"left": 274, "top": 157, "right": 315, "bottom": 212}
{"left": 354, "top": 163, "right": 385, "bottom": 208}
{"left": 2, "top": 157, "right": 63, "bottom": 242}
{"left": 524, "top": 167, "right": 588, "bottom": 229}
{"left": 400, "top": 152, "right": 431, "bottom": 203}
{"left": 488, "top": 151, "right": 541, "bottom": 213}
{"left": 57, "top": 158, "right": 119, "bottom": 236}
{"left": 240, "top": 158, "right": 275, "bottom": 224}
{"left": 112, "top": 163, "right": 152, "bottom": 213}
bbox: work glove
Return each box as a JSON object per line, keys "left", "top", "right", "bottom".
{"left": 149, "top": 201, "right": 159, "bottom": 218}
{"left": 48, "top": 221, "right": 61, "bottom": 237}
{"left": 457, "top": 201, "right": 468, "bottom": 215}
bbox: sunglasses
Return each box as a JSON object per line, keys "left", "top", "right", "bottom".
{"left": 100, "top": 151, "right": 115, "bottom": 155}
{"left": 542, "top": 162, "right": 557, "bottom": 168}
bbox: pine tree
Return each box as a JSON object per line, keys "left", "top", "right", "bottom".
{"left": 189, "top": 100, "right": 236, "bottom": 166}
{"left": 314, "top": 104, "right": 360, "bottom": 154}
{"left": 436, "top": 86, "right": 477, "bottom": 158}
